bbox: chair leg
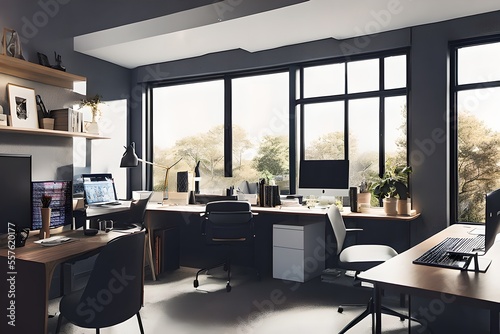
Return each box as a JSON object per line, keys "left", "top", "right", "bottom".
{"left": 338, "top": 301, "right": 372, "bottom": 334}
{"left": 55, "top": 313, "right": 64, "bottom": 333}
{"left": 137, "top": 312, "right": 145, "bottom": 334}
{"left": 146, "top": 231, "right": 156, "bottom": 281}
{"left": 194, "top": 261, "right": 227, "bottom": 289}
{"left": 96, "top": 328, "right": 100, "bottom": 334}
{"left": 226, "top": 259, "right": 232, "bottom": 292}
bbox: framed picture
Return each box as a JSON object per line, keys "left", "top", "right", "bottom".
{"left": 8, "top": 84, "right": 39, "bottom": 129}
{"left": 2, "top": 28, "right": 22, "bottom": 58}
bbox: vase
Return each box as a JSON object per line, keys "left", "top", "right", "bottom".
{"left": 40, "top": 207, "right": 51, "bottom": 239}
{"left": 357, "top": 192, "right": 371, "bottom": 211}
{"left": 86, "top": 112, "right": 100, "bottom": 134}
{"left": 383, "top": 198, "right": 398, "bottom": 216}
{"left": 397, "top": 199, "right": 408, "bottom": 215}
{"left": 42, "top": 118, "right": 54, "bottom": 130}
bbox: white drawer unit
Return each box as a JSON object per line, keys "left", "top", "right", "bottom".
{"left": 273, "top": 221, "right": 325, "bottom": 282}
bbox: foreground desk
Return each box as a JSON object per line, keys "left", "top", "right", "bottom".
{"left": 0, "top": 229, "right": 138, "bottom": 334}
{"left": 145, "top": 204, "right": 420, "bottom": 276}
{"left": 359, "top": 224, "right": 500, "bottom": 334}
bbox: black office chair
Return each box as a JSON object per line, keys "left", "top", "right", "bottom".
{"left": 193, "top": 200, "right": 258, "bottom": 292}
{"left": 327, "top": 205, "right": 415, "bottom": 333}
{"left": 56, "top": 231, "right": 146, "bottom": 334}
{"left": 111, "top": 192, "right": 157, "bottom": 280}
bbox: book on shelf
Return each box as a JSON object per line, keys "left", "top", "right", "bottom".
{"left": 51, "top": 108, "right": 84, "bottom": 132}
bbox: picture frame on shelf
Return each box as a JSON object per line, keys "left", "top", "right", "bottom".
{"left": 7, "top": 84, "right": 38, "bottom": 129}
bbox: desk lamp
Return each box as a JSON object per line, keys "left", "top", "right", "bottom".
{"left": 120, "top": 142, "right": 182, "bottom": 204}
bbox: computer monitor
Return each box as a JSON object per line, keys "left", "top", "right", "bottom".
{"left": 298, "top": 160, "right": 349, "bottom": 197}
{"left": 82, "top": 173, "right": 119, "bottom": 206}
{"left": 485, "top": 188, "right": 500, "bottom": 253}
{"left": 32, "top": 180, "right": 73, "bottom": 230}
{"left": 0, "top": 154, "right": 32, "bottom": 234}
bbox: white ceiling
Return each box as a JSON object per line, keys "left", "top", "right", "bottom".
{"left": 74, "top": 0, "right": 500, "bottom": 69}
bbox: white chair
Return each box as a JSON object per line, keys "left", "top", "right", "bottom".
{"left": 327, "top": 205, "right": 415, "bottom": 333}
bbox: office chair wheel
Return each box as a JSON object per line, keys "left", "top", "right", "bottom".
{"left": 226, "top": 283, "right": 231, "bottom": 292}
{"left": 338, "top": 307, "right": 344, "bottom": 313}
{"left": 193, "top": 279, "right": 199, "bottom": 288}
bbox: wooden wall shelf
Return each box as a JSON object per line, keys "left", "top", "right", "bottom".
{"left": 0, "top": 54, "right": 86, "bottom": 90}
{"left": 0, "top": 126, "right": 108, "bottom": 139}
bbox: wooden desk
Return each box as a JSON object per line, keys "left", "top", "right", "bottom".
{"left": 0, "top": 229, "right": 135, "bottom": 334}
{"left": 359, "top": 224, "right": 500, "bottom": 334}
{"left": 145, "top": 204, "right": 420, "bottom": 276}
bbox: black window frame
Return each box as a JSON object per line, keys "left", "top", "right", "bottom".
{"left": 145, "top": 48, "right": 410, "bottom": 194}
{"left": 450, "top": 34, "right": 500, "bottom": 224}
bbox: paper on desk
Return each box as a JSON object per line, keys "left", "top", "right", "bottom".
{"left": 35, "top": 235, "right": 74, "bottom": 246}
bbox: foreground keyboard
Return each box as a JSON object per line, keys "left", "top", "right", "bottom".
{"left": 413, "top": 235, "right": 485, "bottom": 269}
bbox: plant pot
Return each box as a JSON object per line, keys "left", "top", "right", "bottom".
{"left": 383, "top": 198, "right": 398, "bottom": 216}
{"left": 397, "top": 199, "right": 408, "bottom": 215}
{"left": 40, "top": 207, "right": 51, "bottom": 239}
{"left": 358, "top": 192, "right": 371, "bottom": 206}
{"left": 86, "top": 121, "right": 100, "bottom": 135}
{"left": 42, "top": 118, "right": 54, "bottom": 130}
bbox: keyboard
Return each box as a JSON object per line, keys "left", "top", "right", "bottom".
{"left": 413, "top": 235, "right": 485, "bottom": 270}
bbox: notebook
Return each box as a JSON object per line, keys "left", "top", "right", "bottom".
{"left": 82, "top": 173, "right": 120, "bottom": 206}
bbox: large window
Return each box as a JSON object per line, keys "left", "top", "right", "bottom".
{"left": 298, "top": 53, "right": 408, "bottom": 201}
{"left": 451, "top": 38, "right": 500, "bottom": 223}
{"left": 149, "top": 51, "right": 408, "bottom": 198}
{"left": 152, "top": 80, "right": 224, "bottom": 194}
{"left": 151, "top": 72, "right": 289, "bottom": 195}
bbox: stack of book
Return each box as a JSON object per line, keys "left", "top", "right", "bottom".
{"left": 51, "top": 108, "right": 84, "bottom": 132}
{"left": 321, "top": 268, "right": 343, "bottom": 283}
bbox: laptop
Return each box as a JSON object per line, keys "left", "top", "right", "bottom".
{"left": 82, "top": 173, "right": 120, "bottom": 206}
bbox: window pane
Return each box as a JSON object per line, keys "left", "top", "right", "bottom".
{"left": 232, "top": 72, "right": 289, "bottom": 193}
{"left": 303, "top": 102, "right": 344, "bottom": 160}
{"left": 348, "top": 59, "right": 379, "bottom": 93}
{"left": 458, "top": 42, "right": 500, "bottom": 85}
{"left": 152, "top": 80, "right": 224, "bottom": 195}
{"left": 457, "top": 88, "right": 500, "bottom": 222}
{"left": 385, "top": 96, "right": 407, "bottom": 167}
{"left": 303, "top": 63, "right": 345, "bottom": 98}
{"left": 385, "top": 55, "right": 406, "bottom": 89}
{"left": 348, "top": 98, "right": 379, "bottom": 189}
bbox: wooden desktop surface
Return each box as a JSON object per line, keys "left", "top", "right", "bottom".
{"left": 359, "top": 224, "right": 500, "bottom": 333}
{"left": 147, "top": 202, "right": 420, "bottom": 220}
{"left": 0, "top": 229, "right": 136, "bottom": 334}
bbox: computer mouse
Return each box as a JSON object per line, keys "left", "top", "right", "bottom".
{"left": 84, "top": 228, "right": 98, "bottom": 236}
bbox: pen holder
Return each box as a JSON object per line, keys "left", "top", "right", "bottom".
{"left": 40, "top": 207, "right": 51, "bottom": 239}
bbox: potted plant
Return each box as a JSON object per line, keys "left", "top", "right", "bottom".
{"left": 371, "top": 164, "right": 411, "bottom": 215}
{"left": 357, "top": 180, "right": 372, "bottom": 210}
{"left": 80, "top": 94, "right": 103, "bottom": 135}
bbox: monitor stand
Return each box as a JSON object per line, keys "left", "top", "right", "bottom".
{"left": 462, "top": 253, "right": 492, "bottom": 273}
